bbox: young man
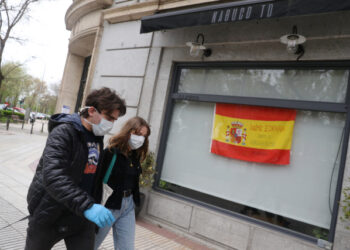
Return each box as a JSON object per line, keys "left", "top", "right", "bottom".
{"left": 25, "top": 87, "right": 126, "bottom": 250}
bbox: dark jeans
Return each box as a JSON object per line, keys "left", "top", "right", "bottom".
{"left": 25, "top": 215, "right": 95, "bottom": 250}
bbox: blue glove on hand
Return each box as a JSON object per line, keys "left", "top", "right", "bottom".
{"left": 84, "top": 204, "right": 116, "bottom": 228}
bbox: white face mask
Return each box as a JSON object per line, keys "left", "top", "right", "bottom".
{"left": 83, "top": 107, "right": 114, "bottom": 136}
{"left": 128, "top": 134, "right": 145, "bottom": 150}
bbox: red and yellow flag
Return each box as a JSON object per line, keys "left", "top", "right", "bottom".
{"left": 211, "top": 104, "right": 296, "bottom": 165}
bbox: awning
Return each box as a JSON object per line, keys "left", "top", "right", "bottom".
{"left": 140, "top": 0, "right": 350, "bottom": 33}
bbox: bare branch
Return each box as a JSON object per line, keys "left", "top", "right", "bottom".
{"left": 3, "top": 1, "right": 10, "bottom": 41}
{"left": 0, "top": 0, "right": 39, "bottom": 90}
{"left": 8, "top": 35, "right": 27, "bottom": 44}
{"left": 10, "top": 1, "right": 30, "bottom": 27}
{"left": 2, "top": 0, "right": 36, "bottom": 43}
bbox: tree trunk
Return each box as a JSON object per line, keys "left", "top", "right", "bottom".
{"left": 13, "top": 94, "right": 19, "bottom": 107}
{"left": 0, "top": 70, "right": 4, "bottom": 95}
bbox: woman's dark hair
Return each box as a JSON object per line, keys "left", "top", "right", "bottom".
{"left": 80, "top": 87, "right": 126, "bottom": 118}
{"left": 108, "top": 116, "right": 151, "bottom": 161}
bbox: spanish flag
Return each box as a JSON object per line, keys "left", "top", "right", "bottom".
{"left": 211, "top": 104, "right": 296, "bottom": 165}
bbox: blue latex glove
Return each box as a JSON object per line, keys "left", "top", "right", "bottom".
{"left": 83, "top": 204, "right": 116, "bottom": 228}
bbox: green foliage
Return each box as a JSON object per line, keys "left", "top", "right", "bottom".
{"left": 0, "top": 62, "right": 59, "bottom": 115}
{"left": 0, "top": 109, "right": 23, "bottom": 117}
{"left": 15, "top": 112, "right": 24, "bottom": 119}
{"left": 0, "top": 117, "right": 7, "bottom": 123}
{"left": 312, "top": 228, "right": 328, "bottom": 240}
{"left": 340, "top": 178, "right": 350, "bottom": 230}
{"left": 0, "top": 62, "right": 29, "bottom": 105}
{"left": 159, "top": 180, "right": 171, "bottom": 190}
{"left": 39, "top": 92, "right": 58, "bottom": 115}
{"left": 139, "top": 152, "right": 156, "bottom": 188}
{"left": 0, "top": 110, "right": 24, "bottom": 121}
{"left": 0, "top": 110, "right": 13, "bottom": 116}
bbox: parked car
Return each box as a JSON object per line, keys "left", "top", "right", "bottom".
{"left": 13, "top": 107, "right": 25, "bottom": 114}
{"left": 35, "top": 113, "right": 46, "bottom": 119}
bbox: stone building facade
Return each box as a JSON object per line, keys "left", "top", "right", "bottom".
{"left": 56, "top": 0, "right": 350, "bottom": 249}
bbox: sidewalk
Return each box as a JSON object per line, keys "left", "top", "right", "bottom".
{"left": 0, "top": 119, "right": 49, "bottom": 136}
{"left": 0, "top": 129, "right": 210, "bottom": 250}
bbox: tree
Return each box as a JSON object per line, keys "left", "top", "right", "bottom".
{"left": 0, "top": 0, "right": 39, "bottom": 90}
{"left": 1, "top": 60, "right": 59, "bottom": 113}
{"left": 39, "top": 92, "right": 56, "bottom": 114}
{"left": 36, "top": 82, "right": 59, "bottom": 114}
{"left": 24, "top": 76, "right": 47, "bottom": 111}
{"left": 0, "top": 61, "right": 29, "bottom": 104}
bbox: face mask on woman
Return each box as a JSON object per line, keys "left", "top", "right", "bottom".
{"left": 128, "top": 134, "right": 145, "bottom": 150}
{"left": 83, "top": 107, "right": 114, "bottom": 136}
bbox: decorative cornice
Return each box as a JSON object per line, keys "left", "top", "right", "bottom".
{"left": 66, "top": 0, "right": 113, "bottom": 30}
{"left": 104, "top": 1, "right": 159, "bottom": 24}
{"left": 69, "top": 27, "right": 99, "bottom": 56}
{"left": 158, "top": 0, "right": 218, "bottom": 11}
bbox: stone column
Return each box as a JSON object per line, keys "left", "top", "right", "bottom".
{"left": 55, "top": 53, "right": 85, "bottom": 114}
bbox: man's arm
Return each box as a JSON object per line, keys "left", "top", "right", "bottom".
{"left": 41, "top": 124, "right": 94, "bottom": 216}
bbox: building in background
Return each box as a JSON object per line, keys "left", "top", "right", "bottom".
{"left": 56, "top": 0, "right": 350, "bottom": 249}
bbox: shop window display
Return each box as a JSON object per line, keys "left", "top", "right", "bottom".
{"left": 156, "top": 63, "right": 349, "bottom": 240}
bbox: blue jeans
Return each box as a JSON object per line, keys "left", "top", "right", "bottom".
{"left": 94, "top": 195, "right": 135, "bottom": 250}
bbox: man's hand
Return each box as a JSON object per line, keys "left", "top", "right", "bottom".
{"left": 83, "top": 204, "right": 116, "bottom": 228}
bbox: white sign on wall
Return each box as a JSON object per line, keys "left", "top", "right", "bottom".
{"left": 61, "top": 105, "right": 70, "bottom": 114}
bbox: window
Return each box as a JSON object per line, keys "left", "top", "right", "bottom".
{"left": 155, "top": 62, "right": 350, "bottom": 242}
{"left": 179, "top": 68, "right": 348, "bottom": 102}
{"left": 74, "top": 56, "right": 91, "bottom": 113}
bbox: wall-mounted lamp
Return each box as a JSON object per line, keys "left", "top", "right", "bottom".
{"left": 280, "top": 26, "right": 306, "bottom": 60}
{"left": 186, "top": 33, "right": 212, "bottom": 57}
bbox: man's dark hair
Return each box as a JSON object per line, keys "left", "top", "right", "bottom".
{"left": 80, "top": 87, "right": 126, "bottom": 118}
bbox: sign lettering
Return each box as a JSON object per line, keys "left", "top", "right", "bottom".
{"left": 211, "top": 3, "right": 275, "bottom": 24}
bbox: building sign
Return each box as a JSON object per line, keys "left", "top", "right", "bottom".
{"left": 211, "top": 2, "right": 274, "bottom": 24}
{"left": 141, "top": 0, "right": 350, "bottom": 33}
{"left": 211, "top": 103, "right": 296, "bottom": 165}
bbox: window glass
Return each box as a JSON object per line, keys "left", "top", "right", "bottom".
{"left": 160, "top": 101, "right": 345, "bottom": 230}
{"left": 178, "top": 69, "right": 348, "bottom": 103}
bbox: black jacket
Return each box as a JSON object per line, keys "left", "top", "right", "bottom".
{"left": 26, "top": 113, "right": 104, "bottom": 226}
{"left": 100, "top": 148, "right": 141, "bottom": 209}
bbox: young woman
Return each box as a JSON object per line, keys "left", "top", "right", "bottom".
{"left": 94, "top": 116, "right": 150, "bottom": 250}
